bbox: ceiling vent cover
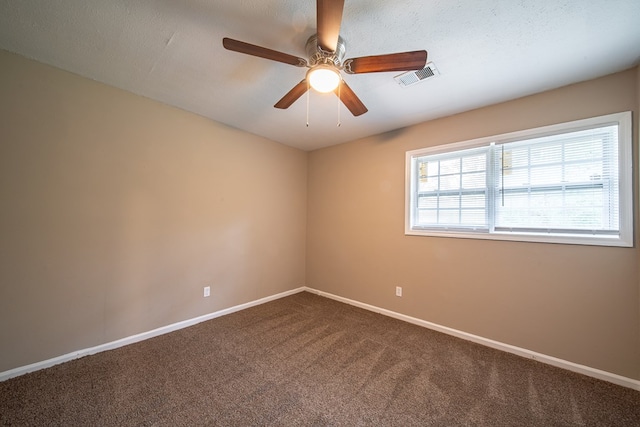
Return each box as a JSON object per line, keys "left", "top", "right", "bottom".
{"left": 394, "top": 62, "right": 439, "bottom": 87}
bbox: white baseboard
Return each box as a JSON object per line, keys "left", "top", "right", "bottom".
{"left": 3, "top": 286, "right": 639, "bottom": 391}
{"left": 303, "top": 287, "right": 640, "bottom": 391}
{"left": 0, "top": 287, "right": 306, "bottom": 382}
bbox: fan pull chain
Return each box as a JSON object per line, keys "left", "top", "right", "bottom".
{"left": 337, "top": 81, "right": 341, "bottom": 127}
{"left": 306, "top": 80, "right": 310, "bottom": 127}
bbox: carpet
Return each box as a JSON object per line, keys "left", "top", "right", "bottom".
{"left": 1, "top": 291, "right": 639, "bottom": 426}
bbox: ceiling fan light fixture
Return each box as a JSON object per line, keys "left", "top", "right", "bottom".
{"left": 307, "top": 65, "right": 341, "bottom": 93}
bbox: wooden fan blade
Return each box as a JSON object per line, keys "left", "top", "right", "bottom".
{"left": 274, "top": 80, "right": 309, "bottom": 109}
{"left": 223, "top": 38, "right": 307, "bottom": 67}
{"left": 317, "top": 0, "right": 344, "bottom": 52}
{"left": 334, "top": 80, "right": 367, "bottom": 116}
{"left": 344, "top": 50, "right": 427, "bottom": 74}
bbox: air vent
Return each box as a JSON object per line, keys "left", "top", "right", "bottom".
{"left": 394, "top": 62, "right": 439, "bottom": 87}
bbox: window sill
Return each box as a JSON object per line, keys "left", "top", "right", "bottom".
{"left": 405, "top": 228, "right": 633, "bottom": 247}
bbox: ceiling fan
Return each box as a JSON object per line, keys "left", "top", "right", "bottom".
{"left": 222, "top": 0, "right": 427, "bottom": 117}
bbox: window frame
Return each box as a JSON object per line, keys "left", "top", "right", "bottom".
{"left": 405, "top": 112, "right": 633, "bottom": 247}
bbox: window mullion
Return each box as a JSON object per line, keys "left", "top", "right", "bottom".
{"left": 458, "top": 157, "right": 462, "bottom": 226}
{"left": 487, "top": 143, "right": 496, "bottom": 232}
{"left": 436, "top": 160, "right": 441, "bottom": 225}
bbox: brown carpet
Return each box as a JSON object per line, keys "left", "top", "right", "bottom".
{"left": 1, "top": 291, "right": 639, "bottom": 426}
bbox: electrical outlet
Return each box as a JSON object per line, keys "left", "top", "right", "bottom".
{"left": 395, "top": 286, "right": 402, "bottom": 297}
{"left": 204, "top": 286, "right": 210, "bottom": 297}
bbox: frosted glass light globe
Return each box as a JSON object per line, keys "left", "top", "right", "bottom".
{"left": 307, "top": 66, "right": 341, "bottom": 93}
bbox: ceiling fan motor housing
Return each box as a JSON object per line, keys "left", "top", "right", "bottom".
{"left": 306, "top": 34, "right": 346, "bottom": 68}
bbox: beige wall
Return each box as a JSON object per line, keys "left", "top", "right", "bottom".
{"left": 307, "top": 68, "right": 640, "bottom": 379}
{"left": 0, "top": 50, "right": 307, "bottom": 372}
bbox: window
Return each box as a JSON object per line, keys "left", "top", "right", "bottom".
{"left": 405, "top": 112, "right": 633, "bottom": 247}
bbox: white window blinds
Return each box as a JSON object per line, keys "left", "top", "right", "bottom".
{"left": 493, "top": 125, "right": 619, "bottom": 235}
{"left": 406, "top": 112, "right": 632, "bottom": 247}
{"left": 415, "top": 147, "right": 488, "bottom": 230}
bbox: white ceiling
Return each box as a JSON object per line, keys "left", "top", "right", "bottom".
{"left": 1, "top": 0, "right": 639, "bottom": 151}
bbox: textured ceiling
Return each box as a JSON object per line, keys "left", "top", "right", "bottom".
{"left": 1, "top": 0, "right": 639, "bottom": 151}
